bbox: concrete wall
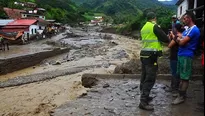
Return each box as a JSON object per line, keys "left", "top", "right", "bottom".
{"left": 177, "top": 0, "right": 188, "bottom": 19}
{"left": 0, "top": 48, "right": 70, "bottom": 75}
{"left": 29, "top": 25, "right": 38, "bottom": 35}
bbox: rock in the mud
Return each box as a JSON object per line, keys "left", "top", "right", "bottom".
{"left": 53, "top": 61, "right": 61, "bottom": 65}
{"left": 114, "top": 59, "right": 141, "bottom": 74}
{"left": 81, "top": 76, "right": 98, "bottom": 88}
{"left": 113, "top": 58, "right": 172, "bottom": 74}
{"left": 114, "top": 57, "right": 203, "bottom": 74}
{"left": 110, "top": 40, "right": 118, "bottom": 46}
{"left": 102, "top": 61, "right": 110, "bottom": 68}
{"left": 111, "top": 49, "right": 129, "bottom": 59}
{"left": 103, "top": 34, "right": 112, "bottom": 40}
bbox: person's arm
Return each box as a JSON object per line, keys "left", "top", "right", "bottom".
{"left": 153, "top": 25, "right": 170, "bottom": 43}
{"left": 168, "top": 40, "right": 177, "bottom": 48}
{"left": 168, "top": 31, "right": 178, "bottom": 48}
{"left": 176, "top": 36, "right": 190, "bottom": 46}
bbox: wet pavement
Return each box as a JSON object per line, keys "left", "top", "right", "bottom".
{"left": 0, "top": 41, "right": 53, "bottom": 59}
{"left": 52, "top": 78, "right": 204, "bottom": 116}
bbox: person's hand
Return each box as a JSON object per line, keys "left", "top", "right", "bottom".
{"left": 169, "top": 31, "right": 174, "bottom": 39}
{"left": 177, "top": 33, "right": 182, "bottom": 38}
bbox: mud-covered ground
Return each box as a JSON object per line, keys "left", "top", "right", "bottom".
{"left": 0, "top": 26, "right": 141, "bottom": 116}
{"left": 0, "top": 26, "right": 204, "bottom": 116}
{"left": 53, "top": 78, "right": 204, "bottom": 116}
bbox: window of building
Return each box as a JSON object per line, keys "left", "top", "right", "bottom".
{"left": 180, "top": 6, "right": 182, "bottom": 15}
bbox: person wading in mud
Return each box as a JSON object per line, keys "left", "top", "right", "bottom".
{"left": 172, "top": 12, "right": 200, "bottom": 105}
{"left": 139, "top": 12, "right": 170, "bottom": 111}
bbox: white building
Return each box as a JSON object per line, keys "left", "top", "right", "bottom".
{"left": 176, "top": 0, "right": 204, "bottom": 27}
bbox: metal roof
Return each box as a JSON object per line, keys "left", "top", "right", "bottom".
{"left": 24, "top": 17, "right": 50, "bottom": 25}
{"left": 1, "top": 25, "right": 29, "bottom": 32}
{"left": 7, "top": 19, "right": 37, "bottom": 26}
{"left": 3, "top": 7, "right": 26, "bottom": 19}
{"left": 0, "top": 19, "right": 14, "bottom": 26}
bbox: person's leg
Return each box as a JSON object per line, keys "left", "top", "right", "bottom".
{"left": 2, "top": 42, "right": 5, "bottom": 51}
{"left": 140, "top": 62, "right": 146, "bottom": 92}
{"left": 139, "top": 56, "right": 158, "bottom": 111}
{"left": 0, "top": 42, "right": 2, "bottom": 50}
{"left": 6, "top": 42, "right": 9, "bottom": 50}
{"left": 170, "top": 60, "right": 179, "bottom": 92}
{"left": 178, "top": 80, "right": 189, "bottom": 99}
{"left": 172, "top": 56, "right": 192, "bottom": 105}
{"left": 140, "top": 64, "right": 157, "bottom": 99}
{"left": 140, "top": 61, "right": 154, "bottom": 102}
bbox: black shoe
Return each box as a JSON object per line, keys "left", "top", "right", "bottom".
{"left": 195, "top": 107, "right": 204, "bottom": 113}
{"left": 147, "top": 97, "right": 153, "bottom": 102}
{"left": 138, "top": 103, "right": 154, "bottom": 111}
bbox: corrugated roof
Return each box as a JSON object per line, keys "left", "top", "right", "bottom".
{"left": 7, "top": 19, "right": 37, "bottom": 26}
{"left": 25, "top": 17, "right": 50, "bottom": 25}
{"left": 3, "top": 7, "right": 26, "bottom": 19}
{"left": 3, "top": 25, "right": 29, "bottom": 29}
{"left": 0, "top": 19, "right": 14, "bottom": 26}
{"left": 1, "top": 25, "right": 29, "bottom": 33}
{"left": 176, "top": 0, "right": 184, "bottom": 5}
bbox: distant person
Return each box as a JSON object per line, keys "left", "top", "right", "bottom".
{"left": 139, "top": 12, "right": 170, "bottom": 111}
{"left": 0, "top": 36, "right": 3, "bottom": 50}
{"left": 172, "top": 12, "right": 200, "bottom": 105}
{"left": 0, "top": 36, "right": 9, "bottom": 51}
{"left": 171, "top": 15, "right": 180, "bottom": 25}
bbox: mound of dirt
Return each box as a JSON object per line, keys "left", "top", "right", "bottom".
{"left": 114, "top": 57, "right": 203, "bottom": 75}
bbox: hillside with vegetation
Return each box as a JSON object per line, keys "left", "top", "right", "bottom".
{"left": 1, "top": 0, "right": 177, "bottom": 33}
{"left": 72, "top": 0, "right": 176, "bottom": 34}
{"left": 0, "top": 0, "right": 86, "bottom": 24}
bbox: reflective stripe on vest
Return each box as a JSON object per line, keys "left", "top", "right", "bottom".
{"left": 141, "top": 40, "right": 159, "bottom": 42}
{"left": 141, "top": 48, "right": 158, "bottom": 51}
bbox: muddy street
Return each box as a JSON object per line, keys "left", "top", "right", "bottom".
{"left": 53, "top": 76, "right": 204, "bottom": 116}
{"left": 0, "top": 26, "right": 204, "bottom": 116}
{"left": 0, "top": 26, "right": 141, "bottom": 116}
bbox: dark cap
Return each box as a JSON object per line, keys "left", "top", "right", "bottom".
{"left": 146, "top": 12, "right": 156, "bottom": 20}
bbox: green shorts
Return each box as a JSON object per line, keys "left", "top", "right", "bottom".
{"left": 177, "top": 56, "right": 193, "bottom": 80}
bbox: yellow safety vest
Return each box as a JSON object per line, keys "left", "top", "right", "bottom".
{"left": 140, "top": 22, "right": 162, "bottom": 52}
